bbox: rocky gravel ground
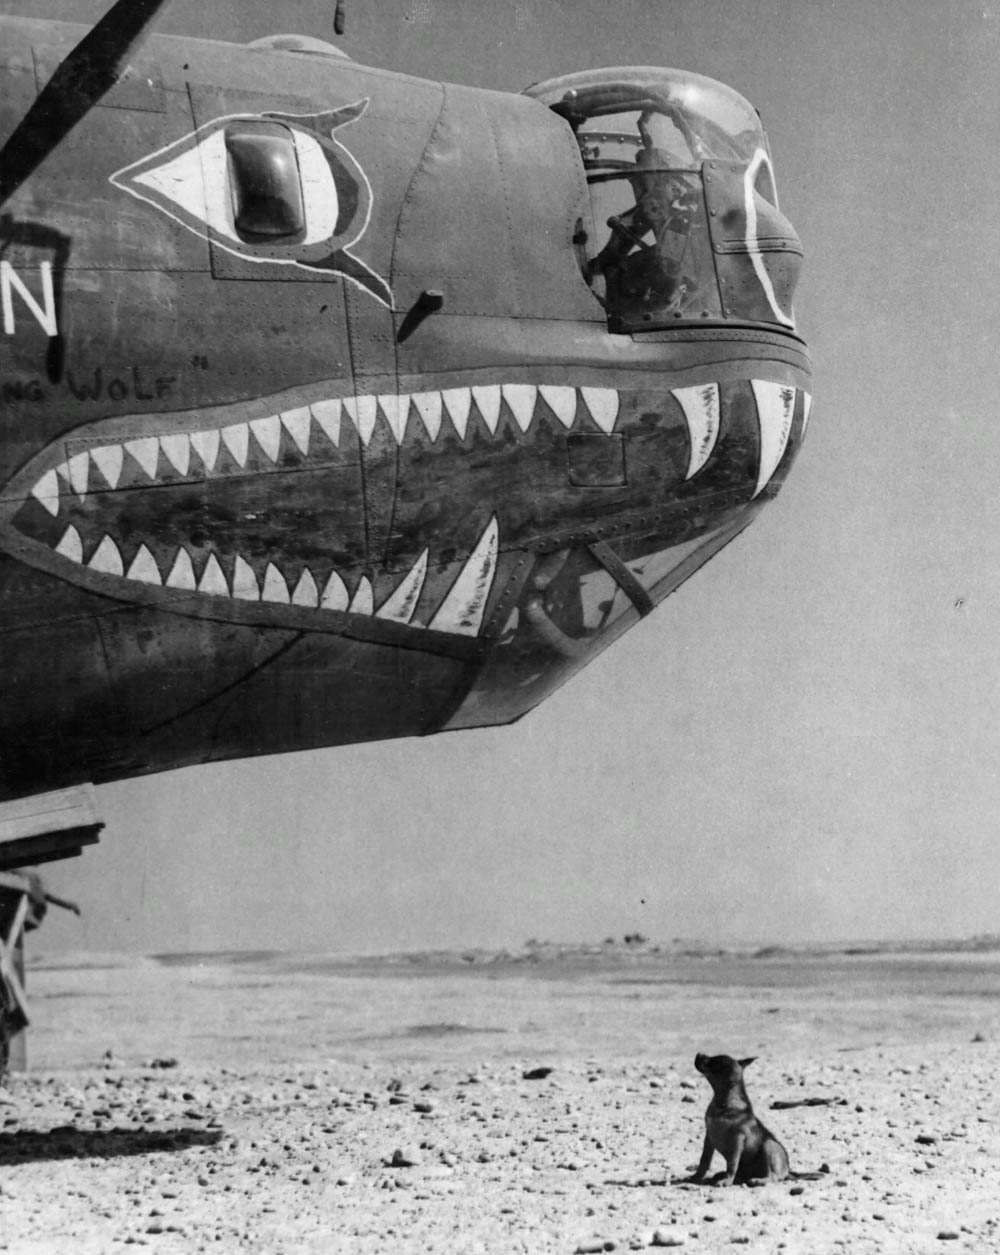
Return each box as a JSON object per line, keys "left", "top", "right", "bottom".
{"left": 1, "top": 953, "right": 998, "bottom": 1253}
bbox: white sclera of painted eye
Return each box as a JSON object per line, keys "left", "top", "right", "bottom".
{"left": 133, "top": 124, "right": 340, "bottom": 247}
{"left": 134, "top": 128, "right": 236, "bottom": 241}
{"left": 292, "top": 129, "right": 340, "bottom": 244}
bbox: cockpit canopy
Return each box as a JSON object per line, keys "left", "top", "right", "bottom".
{"left": 525, "top": 68, "right": 801, "bottom": 334}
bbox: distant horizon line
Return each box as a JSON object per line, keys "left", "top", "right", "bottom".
{"left": 29, "top": 931, "right": 1000, "bottom": 969}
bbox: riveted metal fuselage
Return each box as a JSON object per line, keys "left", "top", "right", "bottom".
{"left": 0, "top": 18, "right": 811, "bottom": 799}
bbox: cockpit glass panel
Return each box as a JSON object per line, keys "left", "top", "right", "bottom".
{"left": 525, "top": 67, "right": 773, "bottom": 330}
{"left": 526, "top": 66, "right": 769, "bottom": 167}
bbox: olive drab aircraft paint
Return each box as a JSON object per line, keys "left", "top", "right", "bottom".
{"left": 0, "top": 9, "right": 812, "bottom": 805}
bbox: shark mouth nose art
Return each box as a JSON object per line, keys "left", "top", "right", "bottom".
{"left": 8, "top": 378, "right": 808, "bottom": 637}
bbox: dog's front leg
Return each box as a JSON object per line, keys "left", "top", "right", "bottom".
{"left": 721, "top": 1131, "right": 746, "bottom": 1186}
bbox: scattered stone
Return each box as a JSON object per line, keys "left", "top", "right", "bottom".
{"left": 419, "top": 1165, "right": 454, "bottom": 1179}
{"left": 149, "top": 1059, "right": 178, "bottom": 1069}
{"left": 414, "top": 1100, "right": 434, "bottom": 1113}
{"left": 651, "top": 1230, "right": 685, "bottom": 1248}
{"left": 390, "top": 1146, "right": 423, "bottom": 1167}
{"left": 575, "top": 1240, "right": 615, "bottom": 1253}
{"left": 522, "top": 1067, "right": 554, "bottom": 1080}
{"left": 772, "top": 1097, "right": 847, "bottom": 1110}
{"left": 937, "top": 1233, "right": 960, "bottom": 1242}
{"left": 916, "top": 1134, "right": 938, "bottom": 1146}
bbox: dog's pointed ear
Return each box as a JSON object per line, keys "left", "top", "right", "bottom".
{"left": 739, "top": 1057, "right": 757, "bottom": 1069}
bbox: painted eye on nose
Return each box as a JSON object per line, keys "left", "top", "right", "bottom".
{"left": 130, "top": 119, "right": 342, "bottom": 249}
{"left": 110, "top": 100, "right": 394, "bottom": 307}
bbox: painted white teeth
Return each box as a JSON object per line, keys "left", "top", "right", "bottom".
{"left": 67, "top": 451, "right": 89, "bottom": 498}
{"left": 411, "top": 391, "right": 442, "bottom": 441}
{"left": 673, "top": 383, "right": 720, "bottom": 480}
{"left": 125, "top": 436, "right": 159, "bottom": 478}
{"left": 159, "top": 433, "right": 190, "bottom": 476}
{"left": 344, "top": 395, "right": 378, "bottom": 446}
{"left": 442, "top": 387, "right": 471, "bottom": 438}
{"left": 37, "top": 380, "right": 807, "bottom": 638}
{"left": 32, "top": 385, "right": 635, "bottom": 521}
{"left": 292, "top": 568, "right": 319, "bottom": 608}
{"left": 126, "top": 544, "right": 161, "bottom": 585}
{"left": 581, "top": 387, "right": 619, "bottom": 435}
{"left": 88, "top": 534, "right": 123, "bottom": 576}
{"left": 190, "top": 428, "right": 220, "bottom": 471}
{"left": 472, "top": 384, "right": 501, "bottom": 434}
{"left": 376, "top": 549, "right": 428, "bottom": 624}
{"left": 232, "top": 555, "right": 259, "bottom": 600}
{"left": 166, "top": 548, "right": 196, "bottom": 590}
{"left": 539, "top": 384, "right": 576, "bottom": 429}
{"left": 250, "top": 415, "right": 281, "bottom": 463}
{"left": 61, "top": 386, "right": 626, "bottom": 487}
{"left": 502, "top": 384, "right": 537, "bottom": 433}
{"left": 221, "top": 422, "right": 249, "bottom": 468}
{"left": 751, "top": 379, "right": 796, "bottom": 496}
{"left": 429, "top": 515, "right": 499, "bottom": 636}
{"left": 55, "top": 524, "right": 82, "bottom": 562}
{"left": 262, "top": 562, "right": 290, "bottom": 603}
{"left": 197, "top": 552, "right": 228, "bottom": 596}
{"left": 91, "top": 444, "right": 124, "bottom": 489}
{"left": 310, "top": 399, "right": 341, "bottom": 448}
{"left": 281, "top": 407, "right": 312, "bottom": 456}
{"left": 321, "top": 570, "right": 348, "bottom": 611}
{"left": 348, "top": 575, "right": 374, "bottom": 615}
{"left": 30, "top": 469, "right": 60, "bottom": 516}
{"left": 378, "top": 394, "right": 408, "bottom": 444}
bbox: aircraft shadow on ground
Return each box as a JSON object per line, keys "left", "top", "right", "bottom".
{"left": 0, "top": 1125, "right": 223, "bottom": 1165}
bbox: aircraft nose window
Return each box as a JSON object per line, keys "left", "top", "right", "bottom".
{"left": 525, "top": 67, "right": 800, "bottom": 333}
{"left": 225, "top": 121, "right": 305, "bottom": 239}
{"left": 582, "top": 142, "right": 708, "bottom": 327}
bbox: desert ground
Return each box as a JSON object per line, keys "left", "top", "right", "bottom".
{"left": 1, "top": 945, "right": 998, "bottom": 1254}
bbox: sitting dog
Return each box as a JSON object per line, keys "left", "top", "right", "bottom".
{"left": 687, "top": 1052, "right": 821, "bottom": 1186}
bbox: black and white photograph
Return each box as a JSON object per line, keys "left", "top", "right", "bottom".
{"left": 0, "top": 1, "right": 997, "bottom": 1250}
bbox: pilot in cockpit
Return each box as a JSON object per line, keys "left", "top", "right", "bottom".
{"left": 586, "top": 111, "right": 698, "bottom": 314}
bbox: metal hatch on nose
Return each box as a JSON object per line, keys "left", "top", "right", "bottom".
{"left": 225, "top": 121, "right": 306, "bottom": 239}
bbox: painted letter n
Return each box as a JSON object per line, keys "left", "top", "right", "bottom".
{"left": 1, "top": 261, "right": 57, "bottom": 337}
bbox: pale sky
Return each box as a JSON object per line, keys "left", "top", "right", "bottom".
{"left": 10, "top": 0, "right": 1000, "bottom": 953}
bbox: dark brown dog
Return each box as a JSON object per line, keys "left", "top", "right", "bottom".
{"left": 688, "top": 1053, "right": 820, "bottom": 1186}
